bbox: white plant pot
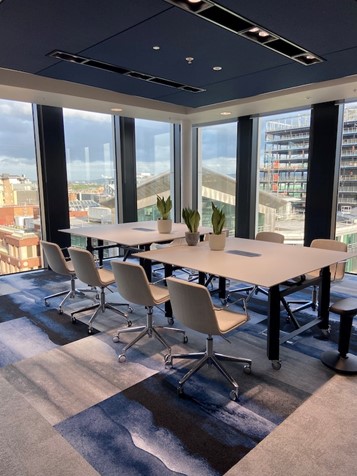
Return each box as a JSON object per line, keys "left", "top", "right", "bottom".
{"left": 208, "top": 232, "right": 226, "bottom": 251}
{"left": 157, "top": 218, "right": 172, "bottom": 234}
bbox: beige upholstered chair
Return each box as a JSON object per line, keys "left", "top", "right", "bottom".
{"left": 166, "top": 276, "right": 252, "bottom": 401}
{"left": 283, "top": 238, "right": 348, "bottom": 328}
{"left": 41, "top": 240, "right": 96, "bottom": 314}
{"left": 68, "top": 247, "right": 131, "bottom": 334}
{"left": 111, "top": 260, "right": 187, "bottom": 362}
{"left": 225, "top": 231, "right": 285, "bottom": 302}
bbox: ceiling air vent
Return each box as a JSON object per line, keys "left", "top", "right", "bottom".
{"left": 85, "top": 60, "right": 129, "bottom": 75}
{"left": 149, "top": 77, "right": 184, "bottom": 88}
{"left": 198, "top": 5, "right": 253, "bottom": 34}
{"left": 125, "top": 71, "right": 154, "bottom": 81}
{"left": 49, "top": 51, "right": 87, "bottom": 64}
{"left": 47, "top": 50, "right": 205, "bottom": 93}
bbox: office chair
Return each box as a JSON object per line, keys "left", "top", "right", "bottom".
{"left": 282, "top": 239, "right": 347, "bottom": 328}
{"left": 41, "top": 240, "right": 97, "bottom": 315}
{"left": 68, "top": 247, "right": 132, "bottom": 334}
{"left": 225, "top": 231, "right": 285, "bottom": 303}
{"left": 165, "top": 276, "right": 252, "bottom": 401}
{"left": 111, "top": 260, "right": 187, "bottom": 362}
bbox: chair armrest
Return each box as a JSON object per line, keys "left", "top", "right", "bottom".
{"left": 214, "top": 296, "right": 248, "bottom": 316}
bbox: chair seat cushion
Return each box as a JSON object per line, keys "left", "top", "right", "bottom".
{"left": 150, "top": 284, "right": 170, "bottom": 305}
{"left": 214, "top": 308, "right": 248, "bottom": 334}
{"left": 97, "top": 268, "right": 116, "bottom": 286}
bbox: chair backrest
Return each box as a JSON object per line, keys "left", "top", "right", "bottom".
{"left": 41, "top": 240, "right": 72, "bottom": 277}
{"left": 256, "top": 231, "right": 285, "bottom": 244}
{"left": 111, "top": 260, "right": 155, "bottom": 307}
{"left": 68, "top": 247, "right": 102, "bottom": 287}
{"left": 166, "top": 277, "right": 222, "bottom": 335}
{"left": 310, "top": 239, "right": 347, "bottom": 281}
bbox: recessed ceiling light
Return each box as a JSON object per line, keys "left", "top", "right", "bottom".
{"left": 165, "top": 1, "right": 323, "bottom": 66}
{"left": 111, "top": 108, "right": 123, "bottom": 112}
{"left": 213, "top": 66, "right": 222, "bottom": 71}
{"left": 242, "top": 27, "right": 278, "bottom": 44}
{"left": 153, "top": 46, "right": 160, "bottom": 51}
{"left": 220, "top": 111, "right": 231, "bottom": 116}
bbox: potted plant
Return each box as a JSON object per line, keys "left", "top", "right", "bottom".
{"left": 182, "top": 207, "right": 201, "bottom": 246}
{"left": 209, "top": 202, "right": 226, "bottom": 250}
{"left": 156, "top": 194, "right": 173, "bottom": 233}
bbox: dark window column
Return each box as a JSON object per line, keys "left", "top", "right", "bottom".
{"left": 173, "top": 123, "right": 182, "bottom": 222}
{"left": 191, "top": 126, "right": 198, "bottom": 211}
{"left": 236, "top": 116, "right": 258, "bottom": 238}
{"left": 116, "top": 117, "right": 137, "bottom": 223}
{"left": 33, "top": 105, "right": 70, "bottom": 248}
{"left": 304, "top": 102, "right": 343, "bottom": 245}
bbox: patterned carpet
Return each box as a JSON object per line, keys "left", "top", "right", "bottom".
{"left": 0, "top": 266, "right": 355, "bottom": 475}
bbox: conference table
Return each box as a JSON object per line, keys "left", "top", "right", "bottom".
{"left": 60, "top": 220, "right": 211, "bottom": 270}
{"left": 135, "top": 237, "right": 353, "bottom": 368}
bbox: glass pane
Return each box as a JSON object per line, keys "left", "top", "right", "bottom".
{"left": 198, "top": 122, "right": 237, "bottom": 235}
{"left": 63, "top": 109, "right": 115, "bottom": 249}
{"left": 258, "top": 111, "right": 311, "bottom": 244}
{"left": 0, "top": 99, "right": 41, "bottom": 274}
{"left": 135, "top": 119, "right": 173, "bottom": 221}
{"left": 336, "top": 102, "right": 357, "bottom": 272}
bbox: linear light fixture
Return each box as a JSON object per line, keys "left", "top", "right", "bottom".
{"left": 48, "top": 50, "right": 206, "bottom": 93}
{"left": 164, "top": 0, "right": 324, "bottom": 66}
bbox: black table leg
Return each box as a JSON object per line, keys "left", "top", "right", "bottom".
{"left": 318, "top": 265, "right": 331, "bottom": 332}
{"left": 267, "top": 284, "right": 281, "bottom": 369}
{"left": 164, "top": 264, "right": 173, "bottom": 318}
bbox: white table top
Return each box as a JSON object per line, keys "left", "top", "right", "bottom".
{"left": 136, "top": 236, "right": 353, "bottom": 288}
{"left": 60, "top": 221, "right": 211, "bottom": 247}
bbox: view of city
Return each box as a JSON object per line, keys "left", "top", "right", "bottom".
{"left": 1, "top": 99, "right": 357, "bottom": 275}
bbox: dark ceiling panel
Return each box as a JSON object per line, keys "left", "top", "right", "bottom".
{"left": 81, "top": 7, "right": 287, "bottom": 86}
{"left": 1, "top": 0, "right": 357, "bottom": 108}
{"left": 0, "top": 0, "right": 169, "bottom": 72}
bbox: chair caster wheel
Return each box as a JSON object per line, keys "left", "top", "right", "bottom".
{"left": 272, "top": 360, "right": 281, "bottom": 370}
{"left": 118, "top": 354, "right": 126, "bottom": 363}
{"left": 45, "top": 301, "right": 49, "bottom": 307}
{"left": 230, "top": 389, "right": 238, "bottom": 401}
{"left": 112, "top": 335, "right": 120, "bottom": 343}
{"left": 58, "top": 309, "right": 63, "bottom": 315}
{"left": 183, "top": 335, "right": 188, "bottom": 344}
{"left": 243, "top": 364, "right": 251, "bottom": 374}
{"left": 164, "top": 354, "right": 172, "bottom": 367}
{"left": 71, "top": 316, "right": 76, "bottom": 324}
{"left": 167, "top": 317, "right": 174, "bottom": 325}
{"left": 177, "top": 386, "right": 184, "bottom": 397}
{"left": 88, "top": 327, "right": 93, "bottom": 335}
{"left": 127, "top": 320, "right": 132, "bottom": 327}
{"left": 128, "top": 307, "right": 133, "bottom": 313}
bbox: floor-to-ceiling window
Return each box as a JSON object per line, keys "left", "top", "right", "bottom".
{"left": 63, "top": 109, "right": 115, "bottom": 221}
{"left": 135, "top": 119, "right": 173, "bottom": 221}
{"left": 63, "top": 108, "right": 116, "bottom": 249}
{"left": 258, "top": 110, "right": 311, "bottom": 244}
{"left": 336, "top": 101, "right": 357, "bottom": 272}
{"left": 0, "top": 99, "right": 40, "bottom": 274}
{"left": 197, "top": 121, "right": 237, "bottom": 235}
